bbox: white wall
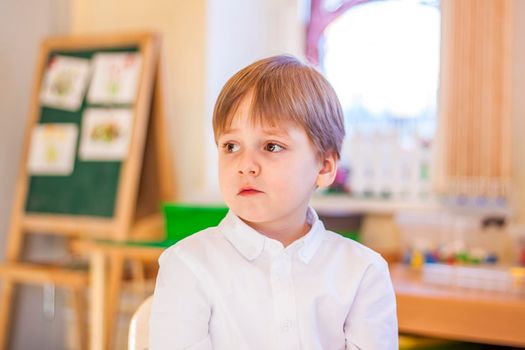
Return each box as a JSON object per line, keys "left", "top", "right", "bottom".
{"left": 0, "top": 0, "right": 69, "bottom": 260}
{"left": 0, "top": 1, "right": 72, "bottom": 348}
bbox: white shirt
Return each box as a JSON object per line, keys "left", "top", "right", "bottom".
{"left": 150, "top": 208, "right": 398, "bottom": 350}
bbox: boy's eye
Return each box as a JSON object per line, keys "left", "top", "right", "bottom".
{"left": 265, "top": 143, "right": 284, "bottom": 153}
{"left": 223, "top": 143, "right": 240, "bottom": 153}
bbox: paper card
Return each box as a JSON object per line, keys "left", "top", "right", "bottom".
{"left": 27, "top": 124, "right": 78, "bottom": 176}
{"left": 79, "top": 108, "right": 133, "bottom": 161}
{"left": 40, "top": 55, "right": 91, "bottom": 111}
{"left": 87, "top": 53, "right": 142, "bottom": 105}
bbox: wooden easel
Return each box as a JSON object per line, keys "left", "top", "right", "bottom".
{"left": 0, "top": 32, "right": 174, "bottom": 350}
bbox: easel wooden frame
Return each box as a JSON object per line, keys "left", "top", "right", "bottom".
{"left": 0, "top": 32, "right": 174, "bottom": 350}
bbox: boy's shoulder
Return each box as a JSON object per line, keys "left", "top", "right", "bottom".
{"left": 321, "top": 229, "right": 387, "bottom": 267}
{"left": 159, "top": 226, "right": 223, "bottom": 263}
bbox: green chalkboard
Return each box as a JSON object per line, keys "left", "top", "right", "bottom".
{"left": 25, "top": 46, "right": 139, "bottom": 217}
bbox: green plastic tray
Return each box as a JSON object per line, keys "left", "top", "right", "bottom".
{"left": 162, "top": 203, "right": 228, "bottom": 243}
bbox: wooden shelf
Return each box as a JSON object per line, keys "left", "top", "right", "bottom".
{"left": 310, "top": 194, "right": 442, "bottom": 215}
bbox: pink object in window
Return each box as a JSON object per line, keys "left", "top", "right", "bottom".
{"left": 306, "top": 0, "right": 370, "bottom": 65}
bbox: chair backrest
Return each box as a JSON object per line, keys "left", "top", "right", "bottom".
{"left": 128, "top": 296, "right": 153, "bottom": 350}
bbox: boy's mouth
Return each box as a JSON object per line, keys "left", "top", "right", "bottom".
{"left": 238, "top": 187, "right": 263, "bottom": 196}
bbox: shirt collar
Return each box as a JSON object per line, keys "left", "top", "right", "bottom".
{"left": 219, "top": 207, "right": 325, "bottom": 264}
{"left": 296, "top": 208, "right": 325, "bottom": 264}
{"left": 219, "top": 210, "right": 265, "bottom": 261}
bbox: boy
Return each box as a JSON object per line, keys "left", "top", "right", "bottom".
{"left": 150, "top": 55, "right": 398, "bottom": 349}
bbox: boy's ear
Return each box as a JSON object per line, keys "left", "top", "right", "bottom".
{"left": 316, "top": 151, "right": 338, "bottom": 188}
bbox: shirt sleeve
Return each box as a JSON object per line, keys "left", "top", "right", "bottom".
{"left": 149, "top": 246, "right": 212, "bottom": 350}
{"left": 344, "top": 258, "right": 398, "bottom": 350}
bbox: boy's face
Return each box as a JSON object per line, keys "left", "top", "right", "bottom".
{"left": 217, "top": 95, "right": 335, "bottom": 233}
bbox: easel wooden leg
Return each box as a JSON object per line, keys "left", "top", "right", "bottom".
{"left": 90, "top": 250, "right": 105, "bottom": 350}
{"left": 71, "top": 287, "right": 87, "bottom": 350}
{"left": 105, "top": 254, "right": 124, "bottom": 350}
{"left": 0, "top": 280, "right": 15, "bottom": 350}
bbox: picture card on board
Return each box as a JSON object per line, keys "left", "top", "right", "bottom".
{"left": 40, "top": 55, "right": 91, "bottom": 111}
{"left": 87, "top": 53, "right": 142, "bottom": 105}
{"left": 27, "top": 124, "right": 78, "bottom": 176}
{"left": 79, "top": 108, "right": 133, "bottom": 161}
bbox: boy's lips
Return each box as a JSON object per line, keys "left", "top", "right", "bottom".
{"left": 238, "top": 187, "right": 263, "bottom": 196}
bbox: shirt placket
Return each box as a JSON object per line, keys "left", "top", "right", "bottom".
{"left": 270, "top": 251, "right": 300, "bottom": 350}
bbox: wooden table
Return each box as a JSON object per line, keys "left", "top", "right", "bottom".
{"left": 391, "top": 264, "right": 525, "bottom": 347}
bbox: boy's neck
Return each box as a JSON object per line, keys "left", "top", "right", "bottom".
{"left": 241, "top": 210, "right": 311, "bottom": 248}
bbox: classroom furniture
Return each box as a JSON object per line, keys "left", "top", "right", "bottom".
{"left": 398, "top": 334, "right": 467, "bottom": 350}
{"left": 0, "top": 262, "right": 89, "bottom": 349}
{"left": 0, "top": 32, "right": 174, "bottom": 350}
{"left": 128, "top": 295, "right": 153, "bottom": 350}
{"left": 392, "top": 263, "right": 525, "bottom": 347}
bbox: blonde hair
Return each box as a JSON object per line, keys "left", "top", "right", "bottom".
{"left": 212, "top": 55, "right": 345, "bottom": 159}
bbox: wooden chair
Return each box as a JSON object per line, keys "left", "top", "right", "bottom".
{"left": 128, "top": 295, "right": 153, "bottom": 350}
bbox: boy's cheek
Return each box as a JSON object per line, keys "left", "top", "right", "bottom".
{"left": 218, "top": 177, "right": 238, "bottom": 193}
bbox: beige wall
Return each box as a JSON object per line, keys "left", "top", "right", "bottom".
{"left": 70, "top": 0, "right": 207, "bottom": 200}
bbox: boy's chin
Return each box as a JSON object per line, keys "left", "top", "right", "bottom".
{"left": 230, "top": 206, "right": 270, "bottom": 225}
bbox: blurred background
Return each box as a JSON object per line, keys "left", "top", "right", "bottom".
{"left": 1, "top": 0, "right": 525, "bottom": 349}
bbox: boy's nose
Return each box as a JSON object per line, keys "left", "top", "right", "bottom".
{"left": 237, "top": 153, "right": 260, "bottom": 176}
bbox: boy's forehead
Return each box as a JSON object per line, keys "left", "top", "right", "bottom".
{"left": 221, "top": 117, "right": 295, "bottom": 136}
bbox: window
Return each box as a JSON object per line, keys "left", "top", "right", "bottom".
{"left": 308, "top": 0, "right": 440, "bottom": 201}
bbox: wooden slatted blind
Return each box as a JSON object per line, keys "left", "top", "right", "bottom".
{"left": 435, "top": 0, "right": 512, "bottom": 198}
